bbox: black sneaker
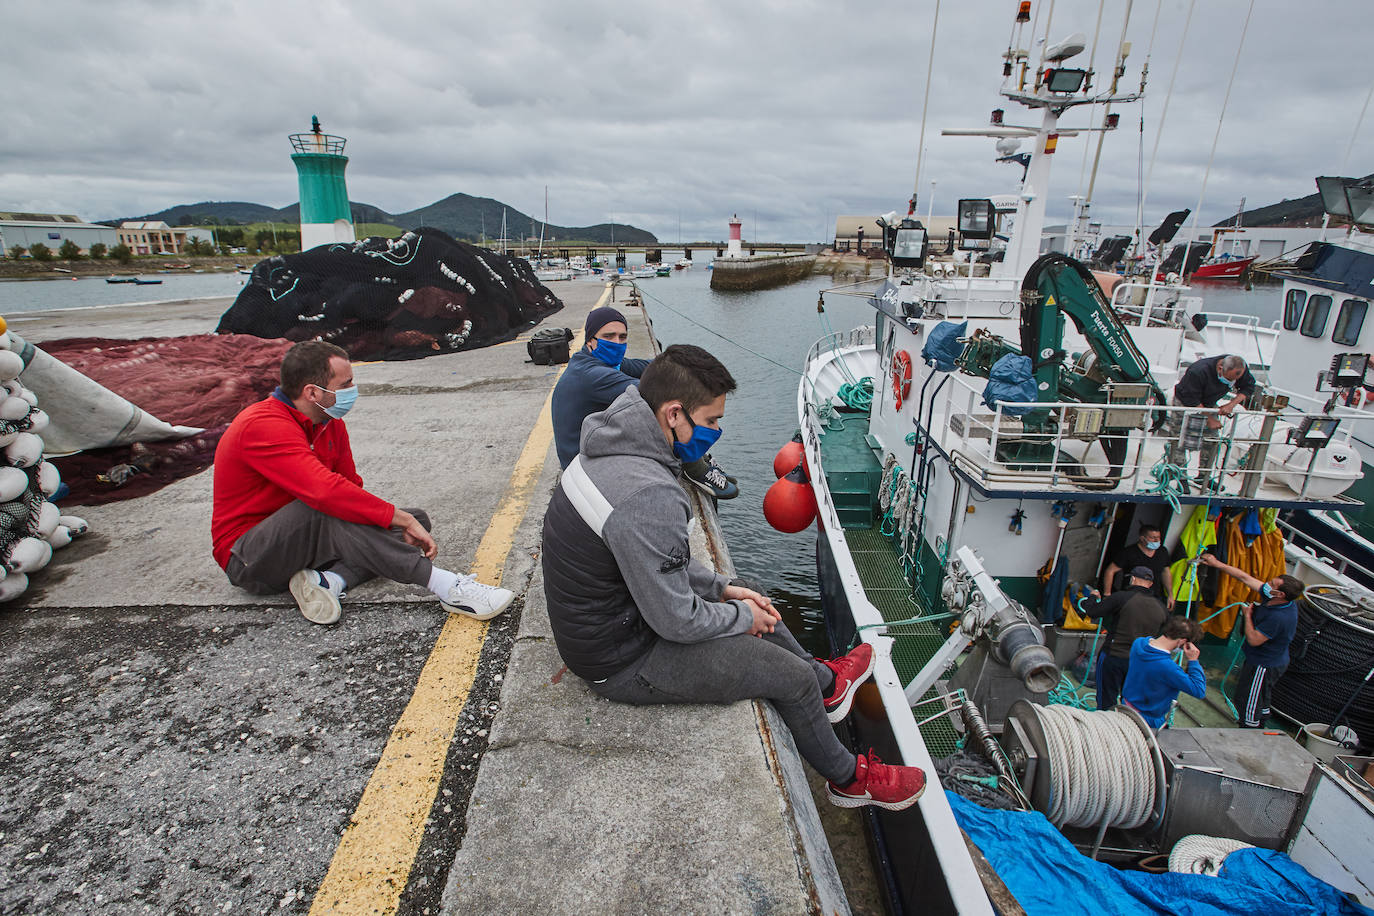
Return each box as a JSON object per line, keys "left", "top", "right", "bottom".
{"left": 703, "top": 452, "right": 737, "bottom": 484}
{"left": 683, "top": 457, "right": 739, "bottom": 499}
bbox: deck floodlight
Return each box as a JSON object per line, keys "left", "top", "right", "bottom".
{"left": 1044, "top": 68, "right": 1087, "bottom": 93}
{"left": 958, "top": 199, "right": 995, "bottom": 239}
{"left": 1331, "top": 352, "right": 1370, "bottom": 388}
{"left": 1105, "top": 112, "right": 1120, "bottom": 129}
{"left": 1293, "top": 415, "right": 1341, "bottom": 448}
{"left": 890, "top": 219, "right": 928, "bottom": 269}
{"left": 991, "top": 108, "right": 1005, "bottom": 125}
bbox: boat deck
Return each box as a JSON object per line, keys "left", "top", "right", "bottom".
{"left": 820, "top": 407, "right": 1278, "bottom": 743}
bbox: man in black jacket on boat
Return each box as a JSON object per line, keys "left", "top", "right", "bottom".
{"left": 1082, "top": 567, "right": 1169, "bottom": 711}
{"left": 1165, "top": 354, "right": 1257, "bottom": 485}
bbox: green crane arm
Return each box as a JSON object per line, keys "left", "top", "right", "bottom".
{"left": 1020, "top": 253, "right": 1165, "bottom": 405}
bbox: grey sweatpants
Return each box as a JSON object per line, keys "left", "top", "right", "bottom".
{"left": 592, "top": 620, "right": 857, "bottom": 785}
{"left": 225, "top": 500, "right": 433, "bottom": 595}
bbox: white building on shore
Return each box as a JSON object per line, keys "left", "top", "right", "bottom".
{"left": 0, "top": 212, "right": 119, "bottom": 256}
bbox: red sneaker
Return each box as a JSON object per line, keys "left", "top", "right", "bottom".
{"left": 826, "top": 751, "right": 926, "bottom": 811}
{"left": 821, "top": 642, "right": 875, "bottom": 723}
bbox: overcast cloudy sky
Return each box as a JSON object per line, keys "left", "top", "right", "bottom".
{"left": 3, "top": 0, "right": 1369, "bottom": 242}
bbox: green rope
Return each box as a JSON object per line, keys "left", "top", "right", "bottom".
{"left": 1144, "top": 457, "right": 1189, "bottom": 514}
{"left": 836, "top": 377, "right": 874, "bottom": 413}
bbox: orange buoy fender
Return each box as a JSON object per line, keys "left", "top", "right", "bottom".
{"left": 772, "top": 432, "right": 805, "bottom": 478}
{"left": 891, "top": 350, "right": 913, "bottom": 409}
{"left": 764, "top": 462, "right": 818, "bottom": 533}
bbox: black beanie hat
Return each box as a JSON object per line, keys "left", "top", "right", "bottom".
{"left": 585, "top": 306, "right": 627, "bottom": 340}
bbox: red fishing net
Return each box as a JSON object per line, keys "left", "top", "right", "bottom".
{"left": 41, "top": 334, "right": 293, "bottom": 505}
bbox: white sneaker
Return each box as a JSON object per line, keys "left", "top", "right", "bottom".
{"left": 289, "top": 569, "right": 342, "bottom": 625}
{"left": 441, "top": 574, "right": 514, "bottom": 620}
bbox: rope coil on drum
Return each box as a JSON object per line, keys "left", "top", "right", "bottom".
{"left": 1015, "top": 703, "right": 1161, "bottom": 830}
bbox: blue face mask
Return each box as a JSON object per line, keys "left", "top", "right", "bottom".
{"left": 319, "top": 384, "right": 358, "bottom": 420}
{"left": 1145, "top": 540, "right": 1161, "bottom": 551}
{"left": 1260, "top": 582, "right": 1274, "bottom": 599}
{"left": 1217, "top": 372, "right": 1234, "bottom": 388}
{"left": 590, "top": 338, "right": 627, "bottom": 368}
{"left": 672, "top": 409, "right": 722, "bottom": 464}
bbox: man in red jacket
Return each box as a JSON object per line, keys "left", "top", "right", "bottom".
{"left": 212, "top": 341, "right": 513, "bottom": 624}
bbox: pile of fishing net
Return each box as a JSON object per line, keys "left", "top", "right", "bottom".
{"left": 37, "top": 334, "right": 293, "bottom": 505}
{"left": 216, "top": 228, "right": 564, "bottom": 360}
{"left": 0, "top": 330, "right": 91, "bottom": 604}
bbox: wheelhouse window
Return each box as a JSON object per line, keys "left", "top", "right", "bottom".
{"left": 1301, "top": 294, "right": 1332, "bottom": 338}
{"left": 1283, "top": 289, "right": 1307, "bottom": 330}
{"left": 1333, "top": 299, "right": 1368, "bottom": 346}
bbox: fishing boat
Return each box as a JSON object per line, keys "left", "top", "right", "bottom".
{"left": 105, "top": 276, "right": 136, "bottom": 284}
{"left": 785, "top": 6, "right": 1374, "bottom": 913}
{"left": 630, "top": 265, "right": 657, "bottom": 279}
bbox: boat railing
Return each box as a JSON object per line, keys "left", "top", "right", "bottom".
{"left": 1275, "top": 515, "right": 1374, "bottom": 585}
{"left": 929, "top": 368, "right": 1370, "bottom": 501}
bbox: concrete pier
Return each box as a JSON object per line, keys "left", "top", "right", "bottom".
{"left": 0, "top": 285, "right": 848, "bottom": 913}
{"left": 709, "top": 253, "right": 816, "bottom": 291}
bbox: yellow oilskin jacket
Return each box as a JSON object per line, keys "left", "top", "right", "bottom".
{"left": 1169, "top": 505, "right": 1218, "bottom": 606}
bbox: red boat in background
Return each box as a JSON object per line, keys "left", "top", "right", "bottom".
{"left": 1190, "top": 253, "right": 1256, "bottom": 280}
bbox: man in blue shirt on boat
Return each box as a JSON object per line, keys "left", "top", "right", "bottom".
{"left": 1164, "top": 354, "right": 1257, "bottom": 487}
{"left": 1082, "top": 566, "right": 1169, "bottom": 711}
{"left": 1120, "top": 617, "right": 1207, "bottom": 728}
{"left": 551, "top": 305, "right": 737, "bottom": 499}
{"left": 1200, "top": 553, "right": 1304, "bottom": 728}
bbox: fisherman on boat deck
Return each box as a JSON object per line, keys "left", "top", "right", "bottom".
{"left": 1083, "top": 566, "right": 1169, "bottom": 711}
{"left": 1165, "top": 354, "right": 1257, "bottom": 485}
{"left": 1120, "top": 616, "right": 1207, "bottom": 728}
{"left": 1102, "top": 523, "right": 1174, "bottom": 609}
{"left": 551, "top": 305, "right": 738, "bottom": 499}
{"left": 1200, "top": 553, "right": 1303, "bottom": 728}
{"left": 542, "top": 344, "right": 926, "bottom": 811}
{"left": 211, "top": 340, "right": 513, "bottom": 624}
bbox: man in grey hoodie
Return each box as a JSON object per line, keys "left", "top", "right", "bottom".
{"left": 542, "top": 344, "right": 926, "bottom": 810}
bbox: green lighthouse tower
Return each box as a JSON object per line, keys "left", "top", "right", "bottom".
{"left": 289, "top": 116, "right": 355, "bottom": 251}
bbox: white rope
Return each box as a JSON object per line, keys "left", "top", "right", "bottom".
{"left": 1032, "top": 706, "right": 1157, "bottom": 829}
{"left": 1168, "top": 834, "right": 1254, "bottom": 875}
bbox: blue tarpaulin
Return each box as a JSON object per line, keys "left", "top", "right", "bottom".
{"left": 983, "top": 353, "right": 1038, "bottom": 416}
{"left": 948, "top": 792, "right": 1371, "bottom": 915}
{"left": 922, "top": 320, "right": 967, "bottom": 372}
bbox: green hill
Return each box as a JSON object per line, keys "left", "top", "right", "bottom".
{"left": 1214, "top": 173, "right": 1374, "bottom": 228}
{"left": 116, "top": 195, "right": 657, "bottom": 245}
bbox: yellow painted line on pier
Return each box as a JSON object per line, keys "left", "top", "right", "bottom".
{"left": 309, "top": 292, "right": 609, "bottom": 916}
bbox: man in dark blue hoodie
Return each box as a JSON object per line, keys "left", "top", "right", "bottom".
{"left": 551, "top": 305, "right": 736, "bottom": 498}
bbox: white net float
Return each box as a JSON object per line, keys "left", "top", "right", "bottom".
{"left": 0, "top": 572, "right": 28, "bottom": 602}
{"left": 48, "top": 526, "right": 74, "bottom": 549}
{"left": 0, "top": 466, "right": 28, "bottom": 502}
{"left": 24, "top": 409, "right": 48, "bottom": 434}
{"left": 58, "top": 515, "right": 89, "bottom": 536}
{"left": 36, "top": 461, "right": 59, "bottom": 496}
{"left": 33, "top": 501, "right": 59, "bottom": 539}
{"left": 0, "top": 397, "right": 30, "bottom": 421}
{"left": 0, "top": 350, "right": 23, "bottom": 382}
{"left": 5, "top": 433, "right": 42, "bottom": 468}
{"left": 7, "top": 536, "right": 52, "bottom": 573}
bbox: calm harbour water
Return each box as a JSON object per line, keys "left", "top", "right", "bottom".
{"left": 1, "top": 262, "right": 1278, "bottom": 652}
{"left": 0, "top": 272, "right": 247, "bottom": 312}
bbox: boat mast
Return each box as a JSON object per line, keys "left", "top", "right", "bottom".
{"left": 943, "top": 2, "right": 1143, "bottom": 280}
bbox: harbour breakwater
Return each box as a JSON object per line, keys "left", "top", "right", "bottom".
{"left": 709, "top": 253, "right": 816, "bottom": 291}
